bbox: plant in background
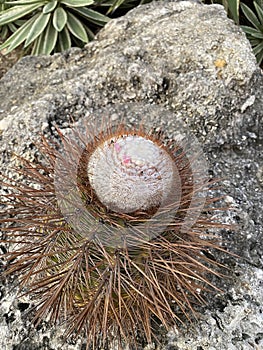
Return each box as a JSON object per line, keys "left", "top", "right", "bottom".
{"left": 0, "top": 0, "right": 110, "bottom": 55}
{"left": 202, "top": 0, "right": 240, "bottom": 23}
{"left": 240, "top": 1, "right": 263, "bottom": 65}
{"left": 0, "top": 1, "right": 24, "bottom": 40}
{"left": 225, "top": 0, "right": 240, "bottom": 24}
{"left": 1, "top": 0, "right": 263, "bottom": 67}
{"left": 105, "top": 0, "right": 150, "bottom": 15}
{"left": 0, "top": 118, "right": 231, "bottom": 349}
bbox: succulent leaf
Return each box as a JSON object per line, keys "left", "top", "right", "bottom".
{"left": 107, "top": 0, "right": 126, "bottom": 14}
{"left": 0, "top": 3, "right": 42, "bottom": 26}
{"left": 254, "top": 1, "right": 263, "bottom": 24}
{"left": 57, "top": 26, "right": 71, "bottom": 51}
{"left": 256, "top": 45, "right": 263, "bottom": 63}
{"left": 43, "top": 0, "right": 58, "bottom": 14}
{"left": 34, "top": 19, "right": 58, "bottom": 54}
{"left": 0, "top": 14, "right": 38, "bottom": 52}
{"left": 53, "top": 7, "right": 68, "bottom": 32}
{"left": 60, "top": 0, "right": 94, "bottom": 7}
{"left": 5, "top": 0, "right": 45, "bottom": 4}
{"left": 83, "top": 22, "right": 95, "bottom": 40}
{"left": 72, "top": 7, "right": 110, "bottom": 25}
{"left": 241, "top": 2, "right": 261, "bottom": 29}
{"left": 0, "top": 25, "right": 9, "bottom": 38}
{"left": 66, "top": 11, "right": 88, "bottom": 43}
{"left": 253, "top": 40, "right": 263, "bottom": 55}
{"left": 241, "top": 25, "right": 263, "bottom": 38}
{"left": 227, "top": 0, "right": 240, "bottom": 24}
{"left": 24, "top": 12, "right": 51, "bottom": 47}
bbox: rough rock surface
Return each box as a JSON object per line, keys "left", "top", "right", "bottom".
{"left": 0, "top": 1, "right": 262, "bottom": 349}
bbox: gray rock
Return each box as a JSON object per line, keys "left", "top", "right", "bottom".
{"left": 0, "top": 1, "right": 262, "bottom": 349}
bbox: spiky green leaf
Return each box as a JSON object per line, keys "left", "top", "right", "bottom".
{"left": 241, "top": 2, "right": 261, "bottom": 30}
{"left": 57, "top": 26, "right": 71, "bottom": 51}
{"left": 43, "top": 0, "right": 58, "bottom": 14}
{"left": 66, "top": 11, "right": 88, "bottom": 42}
{"left": 44, "top": 21, "right": 58, "bottom": 54}
{"left": 34, "top": 19, "right": 58, "bottom": 55}
{"left": 0, "top": 3, "right": 43, "bottom": 25}
{"left": 53, "top": 7, "right": 67, "bottom": 32}
{"left": 0, "top": 14, "right": 37, "bottom": 52}
{"left": 227, "top": 0, "right": 240, "bottom": 24}
{"left": 241, "top": 25, "right": 263, "bottom": 38}
{"left": 31, "top": 29, "right": 43, "bottom": 55}
{"left": 5, "top": 0, "right": 45, "bottom": 4}
{"left": 256, "top": 46, "right": 263, "bottom": 64}
{"left": 107, "top": 0, "right": 125, "bottom": 14}
{"left": 0, "top": 26, "right": 9, "bottom": 39}
{"left": 253, "top": 41, "right": 263, "bottom": 55}
{"left": 14, "top": 19, "right": 26, "bottom": 26}
{"left": 72, "top": 7, "right": 110, "bottom": 25}
{"left": 8, "top": 22, "right": 18, "bottom": 32}
{"left": 254, "top": 1, "right": 263, "bottom": 24}
{"left": 83, "top": 23, "right": 95, "bottom": 40}
{"left": 24, "top": 12, "right": 51, "bottom": 47}
{"left": 60, "top": 0, "right": 94, "bottom": 7}
{"left": 249, "top": 38, "right": 262, "bottom": 46}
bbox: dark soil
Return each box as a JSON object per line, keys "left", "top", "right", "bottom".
{"left": 0, "top": 43, "right": 23, "bottom": 79}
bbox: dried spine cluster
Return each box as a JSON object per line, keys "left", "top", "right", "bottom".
{"left": 0, "top": 122, "right": 227, "bottom": 349}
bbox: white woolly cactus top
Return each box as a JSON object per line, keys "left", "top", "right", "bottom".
{"left": 88, "top": 135, "right": 181, "bottom": 214}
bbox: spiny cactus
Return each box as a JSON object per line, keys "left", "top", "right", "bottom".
{"left": 0, "top": 118, "right": 230, "bottom": 349}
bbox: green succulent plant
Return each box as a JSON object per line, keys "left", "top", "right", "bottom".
{"left": 226, "top": 0, "right": 240, "bottom": 24}
{"left": 0, "top": 0, "right": 110, "bottom": 55}
{"left": 240, "top": 1, "right": 263, "bottom": 65}
{"left": 0, "top": 1, "right": 23, "bottom": 40}
{"left": 201, "top": 0, "right": 240, "bottom": 23}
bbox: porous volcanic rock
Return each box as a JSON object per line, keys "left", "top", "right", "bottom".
{"left": 0, "top": 1, "right": 262, "bottom": 349}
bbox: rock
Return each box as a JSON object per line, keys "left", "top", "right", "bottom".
{"left": 0, "top": 1, "right": 262, "bottom": 349}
